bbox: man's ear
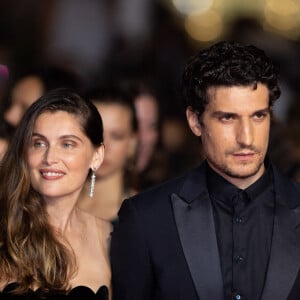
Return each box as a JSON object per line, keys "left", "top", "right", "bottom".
{"left": 186, "top": 106, "right": 202, "bottom": 137}
{"left": 91, "top": 144, "right": 105, "bottom": 171}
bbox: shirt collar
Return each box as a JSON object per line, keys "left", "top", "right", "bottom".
{"left": 206, "top": 160, "right": 273, "bottom": 206}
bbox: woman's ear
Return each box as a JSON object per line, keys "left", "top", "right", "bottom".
{"left": 91, "top": 144, "right": 105, "bottom": 171}
{"left": 186, "top": 106, "right": 202, "bottom": 137}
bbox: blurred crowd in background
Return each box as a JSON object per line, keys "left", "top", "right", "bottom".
{"left": 1, "top": 0, "right": 300, "bottom": 204}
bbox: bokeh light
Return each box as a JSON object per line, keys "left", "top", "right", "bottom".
{"left": 264, "top": 0, "right": 300, "bottom": 32}
{"left": 184, "top": 10, "right": 223, "bottom": 42}
{"left": 171, "top": 0, "right": 214, "bottom": 15}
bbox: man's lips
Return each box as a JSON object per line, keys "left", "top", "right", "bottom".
{"left": 234, "top": 152, "right": 255, "bottom": 155}
{"left": 232, "top": 152, "right": 256, "bottom": 160}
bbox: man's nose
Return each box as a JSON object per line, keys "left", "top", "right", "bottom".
{"left": 236, "top": 119, "right": 253, "bottom": 147}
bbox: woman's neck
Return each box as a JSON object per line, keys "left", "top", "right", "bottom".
{"left": 45, "top": 194, "right": 80, "bottom": 233}
{"left": 78, "top": 171, "right": 125, "bottom": 221}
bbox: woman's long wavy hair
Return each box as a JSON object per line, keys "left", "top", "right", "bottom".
{"left": 0, "top": 88, "right": 103, "bottom": 294}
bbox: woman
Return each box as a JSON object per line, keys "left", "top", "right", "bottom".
{"left": 119, "top": 80, "right": 167, "bottom": 190}
{"left": 78, "top": 87, "right": 137, "bottom": 222}
{"left": 3, "top": 66, "right": 79, "bottom": 128}
{"left": 0, "top": 88, "right": 111, "bottom": 299}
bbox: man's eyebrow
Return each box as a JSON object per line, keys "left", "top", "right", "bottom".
{"left": 212, "top": 111, "right": 238, "bottom": 118}
{"left": 211, "top": 107, "right": 270, "bottom": 118}
{"left": 251, "top": 108, "right": 271, "bottom": 116}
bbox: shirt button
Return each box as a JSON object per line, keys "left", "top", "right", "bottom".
{"left": 234, "top": 255, "right": 244, "bottom": 262}
{"left": 234, "top": 216, "right": 243, "bottom": 224}
{"left": 232, "top": 290, "right": 242, "bottom": 300}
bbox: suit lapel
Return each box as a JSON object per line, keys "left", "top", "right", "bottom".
{"left": 261, "top": 200, "right": 300, "bottom": 300}
{"left": 171, "top": 164, "right": 223, "bottom": 300}
{"left": 262, "top": 167, "right": 300, "bottom": 300}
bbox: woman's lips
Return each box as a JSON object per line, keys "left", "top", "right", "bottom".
{"left": 40, "top": 169, "right": 65, "bottom": 179}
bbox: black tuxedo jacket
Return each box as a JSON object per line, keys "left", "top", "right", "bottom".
{"left": 111, "top": 162, "right": 300, "bottom": 300}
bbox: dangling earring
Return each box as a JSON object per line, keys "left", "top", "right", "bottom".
{"left": 89, "top": 168, "right": 96, "bottom": 198}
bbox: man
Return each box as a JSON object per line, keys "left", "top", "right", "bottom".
{"left": 110, "top": 41, "right": 300, "bottom": 300}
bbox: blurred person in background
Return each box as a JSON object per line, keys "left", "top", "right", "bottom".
{"left": 134, "top": 85, "right": 159, "bottom": 173}
{"left": 161, "top": 114, "right": 204, "bottom": 179}
{"left": 3, "top": 66, "right": 79, "bottom": 128}
{"left": 78, "top": 86, "right": 138, "bottom": 223}
{"left": 0, "top": 64, "right": 9, "bottom": 104}
{"left": 0, "top": 88, "right": 111, "bottom": 299}
{"left": 122, "top": 81, "right": 168, "bottom": 190}
{"left": 267, "top": 118, "right": 297, "bottom": 176}
{"left": 0, "top": 115, "right": 14, "bottom": 161}
{"left": 0, "top": 65, "right": 13, "bottom": 160}
{"left": 285, "top": 91, "right": 300, "bottom": 182}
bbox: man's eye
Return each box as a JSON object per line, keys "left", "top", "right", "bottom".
{"left": 220, "top": 115, "right": 234, "bottom": 122}
{"left": 253, "top": 113, "right": 267, "bottom": 120}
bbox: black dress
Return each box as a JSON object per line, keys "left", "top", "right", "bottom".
{"left": 0, "top": 283, "right": 109, "bottom": 300}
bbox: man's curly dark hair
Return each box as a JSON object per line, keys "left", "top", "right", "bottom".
{"left": 181, "top": 41, "right": 281, "bottom": 116}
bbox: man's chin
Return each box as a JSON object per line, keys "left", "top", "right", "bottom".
{"left": 224, "top": 164, "right": 263, "bottom": 180}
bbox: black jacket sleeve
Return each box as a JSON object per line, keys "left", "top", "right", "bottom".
{"left": 110, "top": 198, "right": 154, "bottom": 300}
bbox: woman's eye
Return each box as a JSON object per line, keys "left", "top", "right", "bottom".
{"left": 33, "top": 140, "right": 47, "bottom": 148}
{"left": 63, "top": 141, "right": 75, "bottom": 148}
